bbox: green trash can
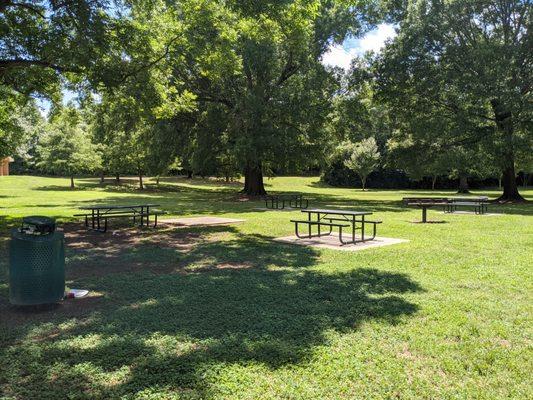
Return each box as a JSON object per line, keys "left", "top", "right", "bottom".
{"left": 9, "top": 216, "right": 65, "bottom": 305}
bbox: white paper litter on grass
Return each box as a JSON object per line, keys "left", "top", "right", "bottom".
{"left": 68, "top": 289, "right": 89, "bottom": 298}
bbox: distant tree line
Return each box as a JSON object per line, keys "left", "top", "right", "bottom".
{"left": 1, "top": 1, "right": 531, "bottom": 200}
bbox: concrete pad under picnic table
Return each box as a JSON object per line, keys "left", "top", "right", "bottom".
{"left": 161, "top": 217, "right": 245, "bottom": 227}
{"left": 273, "top": 235, "right": 408, "bottom": 252}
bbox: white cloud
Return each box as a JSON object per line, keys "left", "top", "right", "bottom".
{"left": 321, "top": 44, "right": 358, "bottom": 70}
{"left": 322, "top": 24, "right": 396, "bottom": 70}
{"left": 356, "top": 23, "right": 396, "bottom": 54}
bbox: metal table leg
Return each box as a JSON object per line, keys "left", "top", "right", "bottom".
{"left": 352, "top": 215, "right": 356, "bottom": 243}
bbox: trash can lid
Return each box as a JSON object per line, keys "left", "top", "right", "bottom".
{"left": 22, "top": 216, "right": 56, "bottom": 234}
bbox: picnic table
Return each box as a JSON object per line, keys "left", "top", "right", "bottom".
{"left": 403, "top": 196, "right": 489, "bottom": 222}
{"left": 404, "top": 198, "right": 448, "bottom": 224}
{"left": 75, "top": 204, "right": 165, "bottom": 232}
{"left": 291, "top": 208, "right": 381, "bottom": 245}
{"left": 444, "top": 196, "right": 489, "bottom": 214}
{"left": 265, "top": 193, "right": 308, "bottom": 209}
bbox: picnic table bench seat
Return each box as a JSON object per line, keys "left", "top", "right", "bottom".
{"left": 444, "top": 201, "right": 488, "bottom": 214}
{"left": 291, "top": 209, "right": 381, "bottom": 245}
{"left": 75, "top": 210, "right": 166, "bottom": 232}
{"left": 76, "top": 204, "right": 166, "bottom": 232}
{"left": 291, "top": 219, "right": 350, "bottom": 242}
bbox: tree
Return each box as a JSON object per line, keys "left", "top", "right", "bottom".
{"left": 343, "top": 138, "right": 380, "bottom": 190}
{"left": 387, "top": 138, "right": 451, "bottom": 190}
{"left": 444, "top": 146, "right": 495, "bottom": 193}
{"left": 36, "top": 108, "right": 101, "bottom": 188}
{"left": 375, "top": 0, "right": 532, "bottom": 202}
{"left": 0, "top": 87, "right": 43, "bottom": 159}
{"left": 0, "top": 1, "right": 132, "bottom": 100}
{"left": 124, "top": 0, "right": 383, "bottom": 195}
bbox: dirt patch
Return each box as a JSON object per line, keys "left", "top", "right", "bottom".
{"left": 398, "top": 343, "right": 416, "bottom": 360}
{"left": 62, "top": 223, "right": 202, "bottom": 251}
{"left": 1, "top": 222, "right": 240, "bottom": 328}
{"left": 0, "top": 292, "right": 105, "bottom": 329}
{"left": 60, "top": 222, "right": 237, "bottom": 280}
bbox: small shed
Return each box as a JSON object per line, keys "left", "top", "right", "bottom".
{"left": 0, "top": 157, "right": 14, "bottom": 176}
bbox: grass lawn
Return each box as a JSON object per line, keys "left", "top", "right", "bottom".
{"left": 0, "top": 175, "right": 532, "bottom": 399}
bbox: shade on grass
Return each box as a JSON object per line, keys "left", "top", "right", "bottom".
{"left": 0, "top": 176, "right": 531, "bottom": 399}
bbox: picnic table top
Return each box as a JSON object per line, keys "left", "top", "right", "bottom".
{"left": 302, "top": 208, "right": 372, "bottom": 216}
{"left": 403, "top": 196, "right": 488, "bottom": 201}
{"left": 447, "top": 196, "right": 489, "bottom": 201}
{"left": 405, "top": 201, "right": 448, "bottom": 206}
{"left": 79, "top": 204, "right": 160, "bottom": 210}
{"left": 451, "top": 201, "right": 487, "bottom": 205}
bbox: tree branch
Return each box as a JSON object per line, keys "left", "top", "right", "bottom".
{"left": 195, "top": 96, "right": 234, "bottom": 109}
{"left": 0, "top": 58, "right": 81, "bottom": 73}
{"left": 0, "top": 0, "right": 12, "bottom": 13}
{"left": 117, "top": 35, "right": 182, "bottom": 85}
{"left": 0, "top": 1, "right": 49, "bottom": 18}
{"left": 7, "top": 2, "right": 46, "bottom": 18}
{"left": 276, "top": 52, "right": 300, "bottom": 87}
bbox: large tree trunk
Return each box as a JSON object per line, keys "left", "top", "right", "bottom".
{"left": 242, "top": 161, "right": 266, "bottom": 196}
{"left": 491, "top": 100, "right": 525, "bottom": 202}
{"left": 457, "top": 175, "right": 469, "bottom": 194}
{"left": 431, "top": 175, "right": 437, "bottom": 190}
{"left": 100, "top": 172, "right": 105, "bottom": 184}
{"left": 116, "top": 174, "right": 120, "bottom": 184}
{"left": 70, "top": 175, "right": 75, "bottom": 189}
{"left": 186, "top": 170, "right": 193, "bottom": 179}
{"left": 499, "top": 165, "right": 522, "bottom": 201}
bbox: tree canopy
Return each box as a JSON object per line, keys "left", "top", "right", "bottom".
{"left": 36, "top": 107, "right": 101, "bottom": 188}
{"left": 375, "top": 0, "right": 532, "bottom": 201}
{"left": 104, "top": 0, "right": 384, "bottom": 194}
{"left": 343, "top": 137, "right": 381, "bottom": 190}
{"left": 1, "top": 0, "right": 530, "bottom": 196}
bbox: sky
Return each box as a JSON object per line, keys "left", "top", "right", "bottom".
{"left": 321, "top": 23, "right": 396, "bottom": 70}
{"left": 36, "top": 24, "right": 396, "bottom": 117}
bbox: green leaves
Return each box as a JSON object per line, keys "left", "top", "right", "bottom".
{"left": 0, "top": 88, "right": 43, "bottom": 159}
{"left": 342, "top": 137, "right": 381, "bottom": 189}
{"left": 36, "top": 108, "right": 102, "bottom": 180}
{"left": 0, "top": 1, "right": 120, "bottom": 98}
{"left": 374, "top": 0, "right": 532, "bottom": 195}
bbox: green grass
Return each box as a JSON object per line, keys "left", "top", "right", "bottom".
{"left": 0, "top": 175, "right": 532, "bottom": 399}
